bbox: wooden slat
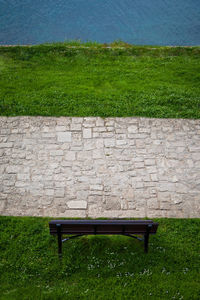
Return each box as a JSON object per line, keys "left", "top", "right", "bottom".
{"left": 49, "top": 220, "right": 154, "bottom": 225}
{"left": 49, "top": 220, "right": 158, "bottom": 235}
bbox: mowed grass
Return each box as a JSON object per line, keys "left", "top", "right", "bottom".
{"left": 0, "top": 217, "right": 199, "bottom": 299}
{"left": 0, "top": 42, "right": 200, "bottom": 118}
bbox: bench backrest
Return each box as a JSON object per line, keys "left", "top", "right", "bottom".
{"left": 49, "top": 220, "right": 158, "bottom": 235}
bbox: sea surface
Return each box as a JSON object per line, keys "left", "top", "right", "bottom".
{"left": 0, "top": 0, "right": 200, "bottom": 46}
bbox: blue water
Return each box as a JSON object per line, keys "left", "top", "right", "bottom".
{"left": 0, "top": 0, "right": 200, "bottom": 46}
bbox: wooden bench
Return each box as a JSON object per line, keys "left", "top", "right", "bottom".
{"left": 49, "top": 219, "right": 159, "bottom": 257}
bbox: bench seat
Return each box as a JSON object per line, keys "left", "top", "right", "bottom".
{"left": 49, "top": 219, "right": 159, "bottom": 257}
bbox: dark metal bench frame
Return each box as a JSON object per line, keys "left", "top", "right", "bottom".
{"left": 49, "top": 220, "right": 159, "bottom": 258}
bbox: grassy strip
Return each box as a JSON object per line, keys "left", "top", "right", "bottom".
{"left": 0, "top": 216, "right": 199, "bottom": 299}
{"left": 0, "top": 42, "right": 200, "bottom": 118}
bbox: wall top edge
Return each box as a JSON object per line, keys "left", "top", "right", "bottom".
{"left": 0, "top": 116, "right": 200, "bottom": 122}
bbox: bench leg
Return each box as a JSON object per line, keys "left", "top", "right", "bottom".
{"left": 56, "top": 224, "right": 62, "bottom": 258}
{"left": 144, "top": 233, "right": 149, "bottom": 253}
{"left": 144, "top": 224, "right": 152, "bottom": 253}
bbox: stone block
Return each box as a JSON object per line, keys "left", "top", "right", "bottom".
{"left": 44, "top": 189, "right": 54, "bottom": 196}
{"left": 15, "top": 181, "right": 28, "bottom": 187}
{"left": 128, "top": 201, "right": 136, "bottom": 209}
{"left": 124, "top": 188, "right": 134, "bottom": 200}
{"left": 102, "top": 132, "right": 114, "bottom": 138}
{"left": 158, "top": 183, "right": 176, "bottom": 192}
{"left": 135, "top": 182, "right": 144, "bottom": 189}
{"left": 147, "top": 198, "right": 159, "bottom": 209}
{"left": 3, "top": 180, "right": 15, "bottom": 187}
{"left": 104, "top": 139, "right": 115, "bottom": 147}
{"left": 93, "top": 149, "right": 103, "bottom": 159}
{"left": 192, "top": 153, "right": 200, "bottom": 161}
{"left": 6, "top": 166, "right": 21, "bottom": 174}
{"left": 70, "top": 123, "right": 82, "bottom": 131}
{"left": 150, "top": 174, "right": 158, "bottom": 182}
{"left": 160, "top": 201, "right": 171, "bottom": 210}
{"left": 96, "top": 118, "right": 105, "bottom": 127}
{"left": 175, "top": 183, "right": 188, "bottom": 194}
{"left": 146, "top": 166, "right": 157, "bottom": 174}
{"left": 96, "top": 139, "right": 104, "bottom": 149}
{"left": 84, "top": 140, "right": 96, "bottom": 151}
{"left": 134, "top": 162, "right": 144, "bottom": 169}
{"left": 93, "top": 127, "right": 106, "bottom": 133}
{"left": 0, "top": 143, "right": 13, "bottom": 148}
{"left": 65, "top": 151, "right": 76, "bottom": 161}
{"left": 83, "top": 128, "right": 92, "bottom": 139}
{"left": 54, "top": 174, "right": 67, "bottom": 181}
{"left": 88, "top": 195, "right": 102, "bottom": 204}
{"left": 54, "top": 189, "right": 65, "bottom": 197}
{"left": 0, "top": 150, "right": 5, "bottom": 157}
{"left": 32, "top": 175, "right": 43, "bottom": 182}
{"left": 72, "top": 117, "right": 83, "bottom": 124}
{"left": 50, "top": 150, "right": 63, "bottom": 156}
{"left": 77, "top": 151, "right": 91, "bottom": 161}
{"left": 67, "top": 200, "right": 87, "bottom": 209}
{"left": 105, "top": 196, "right": 121, "bottom": 210}
{"left": 116, "top": 140, "right": 127, "bottom": 146}
{"left": 83, "top": 118, "right": 96, "bottom": 128}
{"left": 57, "top": 132, "right": 71, "bottom": 142}
{"left": 0, "top": 200, "right": 6, "bottom": 213}
{"left": 90, "top": 185, "right": 103, "bottom": 191}
{"left": 56, "top": 126, "right": 66, "bottom": 132}
{"left": 60, "top": 210, "right": 87, "bottom": 218}
{"left": 145, "top": 159, "right": 156, "bottom": 166}
{"left": 158, "top": 191, "right": 171, "bottom": 201}
{"left": 170, "top": 194, "right": 182, "bottom": 205}
{"left": 128, "top": 125, "right": 138, "bottom": 133}
{"left": 135, "top": 140, "right": 145, "bottom": 148}
{"left": 76, "top": 190, "right": 88, "bottom": 201}
{"left": 42, "top": 133, "right": 56, "bottom": 138}
{"left": 89, "top": 190, "right": 103, "bottom": 196}
{"left": 17, "top": 174, "right": 30, "bottom": 181}
{"left": 54, "top": 181, "right": 66, "bottom": 188}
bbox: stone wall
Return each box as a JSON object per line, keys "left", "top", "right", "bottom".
{"left": 0, "top": 117, "right": 200, "bottom": 218}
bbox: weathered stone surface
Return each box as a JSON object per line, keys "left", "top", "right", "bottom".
{"left": 105, "top": 196, "right": 121, "bottom": 210}
{"left": 0, "top": 116, "right": 200, "bottom": 217}
{"left": 57, "top": 132, "right": 71, "bottom": 142}
{"left": 65, "top": 151, "right": 76, "bottom": 161}
{"left": 128, "top": 125, "right": 138, "bottom": 133}
{"left": 67, "top": 200, "right": 87, "bottom": 209}
{"left": 83, "top": 128, "right": 92, "bottom": 139}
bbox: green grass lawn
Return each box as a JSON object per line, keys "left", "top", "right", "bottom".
{"left": 0, "top": 42, "right": 200, "bottom": 118}
{"left": 0, "top": 217, "right": 199, "bottom": 299}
